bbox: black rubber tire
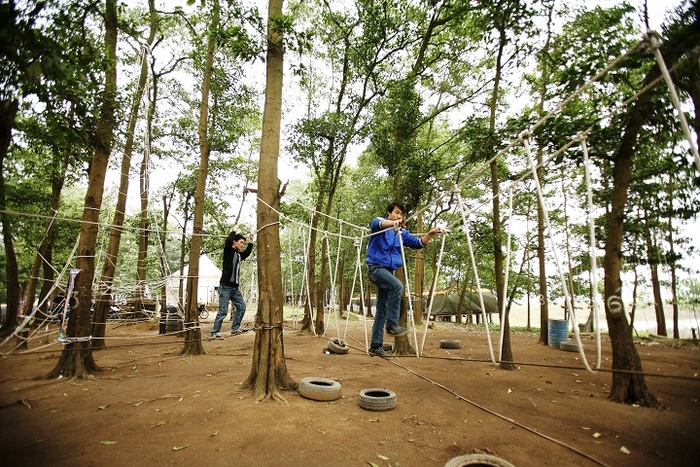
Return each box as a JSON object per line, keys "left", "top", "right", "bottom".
{"left": 358, "top": 388, "right": 397, "bottom": 411}
{"left": 559, "top": 340, "right": 581, "bottom": 352}
{"left": 444, "top": 454, "right": 516, "bottom": 467}
{"left": 298, "top": 377, "right": 342, "bottom": 401}
{"left": 327, "top": 338, "right": 349, "bottom": 354}
{"left": 439, "top": 338, "right": 462, "bottom": 349}
{"left": 382, "top": 342, "right": 394, "bottom": 351}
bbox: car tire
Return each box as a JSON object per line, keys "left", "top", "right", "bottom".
{"left": 444, "top": 454, "right": 516, "bottom": 467}
{"left": 327, "top": 338, "right": 349, "bottom": 354}
{"left": 298, "top": 377, "right": 342, "bottom": 401}
{"left": 559, "top": 340, "right": 581, "bottom": 352}
{"left": 358, "top": 388, "right": 397, "bottom": 411}
{"left": 439, "top": 338, "right": 462, "bottom": 349}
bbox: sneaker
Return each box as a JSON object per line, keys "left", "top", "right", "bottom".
{"left": 369, "top": 346, "right": 388, "bottom": 357}
{"left": 386, "top": 325, "right": 409, "bottom": 337}
{"left": 211, "top": 333, "right": 224, "bottom": 340}
{"left": 230, "top": 329, "right": 243, "bottom": 336}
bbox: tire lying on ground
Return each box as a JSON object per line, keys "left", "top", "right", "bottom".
{"left": 327, "top": 338, "right": 349, "bottom": 354}
{"left": 559, "top": 340, "right": 581, "bottom": 352}
{"left": 358, "top": 388, "right": 397, "bottom": 411}
{"left": 439, "top": 338, "right": 462, "bottom": 349}
{"left": 298, "top": 377, "right": 342, "bottom": 401}
{"left": 444, "top": 454, "right": 516, "bottom": 467}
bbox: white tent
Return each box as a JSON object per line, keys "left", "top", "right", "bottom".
{"left": 166, "top": 255, "right": 222, "bottom": 307}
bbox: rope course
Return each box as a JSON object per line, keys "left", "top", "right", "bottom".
{"left": 2, "top": 32, "right": 698, "bottom": 371}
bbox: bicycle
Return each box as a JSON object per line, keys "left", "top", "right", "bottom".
{"left": 198, "top": 304, "right": 209, "bottom": 319}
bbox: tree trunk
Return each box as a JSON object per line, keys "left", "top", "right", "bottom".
{"left": 0, "top": 99, "right": 20, "bottom": 335}
{"left": 159, "top": 189, "right": 174, "bottom": 332}
{"left": 178, "top": 194, "right": 191, "bottom": 305}
{"left": 535, "top": 3, "right": 554, "bottom": 344}
{"left": 243, "top": 0, "right": 295, "bottom": 403}
{"left": 488, "top": 23, "right": 509, "bottom": 368}
{"left": 413, "top": 211, "right": 424, "bottom": 326}
{"left": 182, "top": 0, "right": 220, "bottom": 356}
{"left": 47, "top": 0, "right": 118, "bottom": 378}
{"left": 392, "top": 265, "right": 414, "bottom": 355}
{"left": 642, "top": 206, "right": 667, "bottom": 336}
{"left": 603, "top": 68, "right": 660, "bottom": 407}
{"left": 23, "top": 135, "right": 70, "bottom": 323}
{"left": 92, "top": 0, "right": 157, "bottom": 348}
{"left": 299, "top": 209, "right": 319, "bottom": 333}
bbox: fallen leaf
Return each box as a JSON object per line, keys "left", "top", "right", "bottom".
{"left": 49, "top": 408, "right": 62, "bottom": 413}
{"left": 211, "top": 431, "right": 219, "bottom": 437}
{"left": 98, "top": 405, "right": 109, "bottom": 410}
{"left": 593, "top": 432, "right": 601, "bottom": 438}
{"left": 150, "top": 420, "right": 170, "bottom": 428}
{"left": 173, "top": 445, "right": 189, "bottom": 451}
{"left": 21, "top": 399, "right": 31, "bottom": 410}
{"left": 100, "top": 441, "right": 117, "bottom": 445}
{"left": 377, "top": 454, "right": 390, "bottom": 460}
{"left": 620, "top": 446, "right": 630, "bottom": 454}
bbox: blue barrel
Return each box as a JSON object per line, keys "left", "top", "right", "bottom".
{"left": 548, "top": 319, "right": 568, "bottom": 348}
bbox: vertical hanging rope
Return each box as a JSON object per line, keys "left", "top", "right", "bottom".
{"left": 580, "top": 134, "right": 603, "bottom": 369}
{"left": 287, "top": 229, "right": 297, "bottom": 327}
{"left": 647, "top": 31, "right": 700, "bottom": 172}
{"left": 456, "top": 190, "right": 497, "bottom": 365}
{"left": 420, "top": 231, "right": 447, "bottom": 355}
{"left": 397, "top": 231, "right": 420, "bottom": 357}
{"left": 521, "top": 131, "right": 594, "bottom": 373}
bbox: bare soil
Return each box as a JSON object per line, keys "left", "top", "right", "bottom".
{"left": 1, "top": 318, "right": 698, "bottom": 467}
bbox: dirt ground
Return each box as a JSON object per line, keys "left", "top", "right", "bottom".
{"left": 1, "top": 317, "right": 698, "bottom": 467}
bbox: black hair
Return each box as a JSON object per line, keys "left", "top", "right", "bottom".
{"left": 225, "top": 230, "right": 237, "bottom": 245}
{"left": 386, "top": 201, "right": 405, "bottom": 215}
{"left": 232, "top": 233, "right": 246, "bottom": 242}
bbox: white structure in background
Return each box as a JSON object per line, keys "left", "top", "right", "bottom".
{"left": 166, "top": 255, "right": 221, "bottom": 307}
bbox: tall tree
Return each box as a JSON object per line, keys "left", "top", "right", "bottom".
{"left": 92, "top": 0, "right": 158, "bottom": 348}
{"left": 47, "top": 0, "right": 118, "bottom": 378}
{"left": 182, "top": 0, "right": 222, "bottom": 356}
{"left": 243, "top": 0, "right": 295, "bottom": 403}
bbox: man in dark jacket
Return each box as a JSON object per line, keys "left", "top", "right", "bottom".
{"left": 211, "top": 230, "right": 254, "bottom": 339}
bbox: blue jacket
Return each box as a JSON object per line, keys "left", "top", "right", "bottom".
{"left": 366, "top": 217, "right": 423, "bottom": 272}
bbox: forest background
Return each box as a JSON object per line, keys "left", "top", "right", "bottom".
{"left": 0, "top": 0, "right": 699, "bottom": 406}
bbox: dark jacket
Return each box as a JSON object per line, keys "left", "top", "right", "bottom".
{"left": 220, "top": 231, "right": 253, "bottom": 287}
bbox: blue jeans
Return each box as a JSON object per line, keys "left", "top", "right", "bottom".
{"left": 212, "top": 284, "right": 246, "bottom": 334}
{"left": 368, "top": 265, "right": 403, "bottom": 349}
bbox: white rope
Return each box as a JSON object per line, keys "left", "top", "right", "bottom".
{"left": 420, "top": 231, "right": 447, "bottom": 355}
{"left": 303, "top": 217, "right": 316, "bottom": 336}
{"left": 328, "top": 224, "right": 344, "bottom": 341}
{"left": 456, "top": 191, "right": 497, "bottom": 365}
{"left": 286, "top": 230, "right": 298, "bottom": 327}
{"left": 521, "top": 131, "right": 594, "bottom": 373}
{"left": 647, "top": 31, "right": 700, "bottom": 172}
{"left": 580, "top": 134, "right": 603, "bottom": 369}
{"left": 397, "top": 230, "right": 420, "bottom": 357}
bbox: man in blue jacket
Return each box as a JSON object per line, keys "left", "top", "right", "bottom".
{"left": 212, "top": 230, "right": 254, "bottom": 339}
{"left": 366, "top": 202, "right": 442, "bottom": 356}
